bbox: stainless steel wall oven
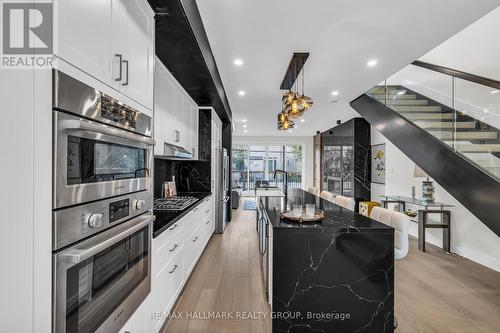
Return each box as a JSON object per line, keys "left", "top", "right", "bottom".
{"left": 52, "top": 70, "right": 155, "bottom": 333}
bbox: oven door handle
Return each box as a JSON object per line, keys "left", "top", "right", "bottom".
{"left": 66, "top": 118, "right": 156, "bottom": 146}
{"left": 63, "top": 214, "right": 155, "bottom": 265}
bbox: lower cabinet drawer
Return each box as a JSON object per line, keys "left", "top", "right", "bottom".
{"left": 184, "top": 225, "right": 204, "bottom": 275}
{"left": 153, "top": 227, "right": 184, "bottom": 277}
{"left": 153, "top": 219, "right": 184, "bottom": 252}
{"left": 201, "top": 215, "right": 214, "bottom": 240}
{"left": 150, "top": 251, "right": 184, "bottom": 331}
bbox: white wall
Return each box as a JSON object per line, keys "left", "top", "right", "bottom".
{"left": 420, "top": 6, "right": 500, "bottom": 82}
{"left": 232, "top": 135, "right": 314, "bottom": 190}
{"left": 371, "top": 127, "right": 500, "bottom": 272}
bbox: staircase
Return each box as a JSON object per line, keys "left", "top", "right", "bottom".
{"left": 370, "top": 85, "right": 500, "bottom": 178}
{"left": 350, "top": 61, "right": 500, "bottom": 237}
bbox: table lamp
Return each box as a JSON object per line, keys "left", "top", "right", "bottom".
{"left": 414, "top": 165, "right": 434, "bottom": 202}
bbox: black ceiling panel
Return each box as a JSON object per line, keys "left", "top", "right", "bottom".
{"left": 148, "top": 0, "right": 232, "bottom": 122}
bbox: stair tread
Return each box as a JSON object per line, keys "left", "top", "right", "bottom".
{"left": 392, "top": 105, "right": 442, "bottom": 112}
{"left": 371, "top": 94, "right": 417, "bottom": 100}
{"left": 415, "top": 121, "right": 476, "bottom": 129}
{"left": 430, "top": 131, "right": 497, "bottom": 140}
{"left": 450, "top": 143, "right": 500, "bottom": 152}
{"left": 404, "top": 113, "right": 454, "bottom": 119}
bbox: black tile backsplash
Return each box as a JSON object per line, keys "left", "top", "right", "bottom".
{"left": 154, "top": 158, "right": 211, "bottom": 198}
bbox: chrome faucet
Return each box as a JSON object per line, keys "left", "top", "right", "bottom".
{"left": 273, "top": 169, "right": 288, "bottom": 197}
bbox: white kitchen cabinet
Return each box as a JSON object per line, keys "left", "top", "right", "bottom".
{"left": 118, "top": 297, "right": 152, "bottom": 333}
{"left": 153, "top": 63, "right": 166, "bottom": 155}
{"left": 54, "top": 0, "right": 114, "bottom": 89}
{"left": 54, "top": 0, "right": 154, "bottom": 110}
{"left": 154, "top": 57, "right": 199, "bottom": 158}
{"left": 173, "top": 89, "right": 185, "bottom": 147}
{"left": 145, "top": 195, "right": 214, "bottom": 333}
{"left": 191, "top": 102, "right": 199, "bottom": 159}
{"left": 113, "top": 0, "right": 155, "bottom": 110}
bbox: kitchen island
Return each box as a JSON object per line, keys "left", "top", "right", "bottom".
{"left": 259, "top": 189, "right": 394, "bottom": 333}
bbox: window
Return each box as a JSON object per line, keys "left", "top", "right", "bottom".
{"left": 231, "top": 144, "right": 303, "bottom": 192}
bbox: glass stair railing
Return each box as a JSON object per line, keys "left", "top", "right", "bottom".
{"left": 367, "top": 62, "right": 500, "bottom": 179}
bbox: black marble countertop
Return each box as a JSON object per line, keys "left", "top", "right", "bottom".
{"left": 153, "top": 192, "right": 212, "bottom": 238}
{"left": 262, "top": 188, "right": 392, "bottom": 233}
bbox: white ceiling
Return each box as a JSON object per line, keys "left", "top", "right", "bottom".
{"left": 195, "top": 0, "right": 500, "bottom": 137}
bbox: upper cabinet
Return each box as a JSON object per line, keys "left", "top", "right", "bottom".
{"left": 112, "top": 0, "right": 155, "bottom": 110}
{"left": 154, "top": 57, "right": 199, "bottom": 159}
{"left": 54, "top": 0, "right": 154, "bottom": 111}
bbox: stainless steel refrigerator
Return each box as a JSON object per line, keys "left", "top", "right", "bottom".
{"left": 215, "top": 148, "right": 230, "bottom": 233}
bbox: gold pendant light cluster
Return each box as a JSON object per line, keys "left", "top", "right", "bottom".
{"left": 278, "top": 56, "right": 313, "bottom": 130}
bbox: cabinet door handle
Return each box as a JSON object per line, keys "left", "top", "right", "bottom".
{"left": 168, "top": 224, "right": 178, "bottom": 231}
{"left": 169, "top": 265, "right": 178, "bottom": 274}
{"left": 205, "top": 220, "right": 210, "bottom": 224}
{"left": 205, "top": 209, "right": 210, "bottom": 213}
{"left": 175, "top": 130, "right": 180, "bottom": 143}
{"left": 122, "top": 59, "right": 129, "bottom": 86}
{"left": 115, "top": 54, "right": 122, "bottom": 81}
{"left": 192, "top": 236, "right": 198, "bottom": 242}
{"left": 169, "top": 244, "right": 178, "bottom": 252}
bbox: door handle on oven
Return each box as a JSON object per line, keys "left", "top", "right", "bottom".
{"left": 67, "top": 118, "right": 156, "bottom": 146}
{"left": 169, "top": 265, "right": 178, "bottom": 274}
{"left": 63, "top": 214, "right": 155, "bottom": 264}
{"left": 169, "top": 244, "right": 178, "bottom": 252}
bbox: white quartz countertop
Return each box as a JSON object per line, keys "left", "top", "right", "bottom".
{"left": 255, "top": 188, "right": 285, "bottom": 197}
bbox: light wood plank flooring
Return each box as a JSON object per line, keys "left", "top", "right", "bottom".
{"left": 396, "top": 238, "right": 500, "bottom": 333}
{"left": 164, "top": 202, "right": 500, "bottom": 333}
{"left": 162, "top": 203, "right": 271, "bottom": 333}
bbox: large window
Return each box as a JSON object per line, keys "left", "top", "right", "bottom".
{"left": 232, "top": 144, "right": 303, "bottom": 191}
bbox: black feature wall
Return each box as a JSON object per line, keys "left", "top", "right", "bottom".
{"left": 154, "top": 159, "right": 211, "bottom": 198}
{"left": 321, "top": 118, "right": 371, "bottom": 209}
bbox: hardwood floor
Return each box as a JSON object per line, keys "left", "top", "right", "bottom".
{"left": 162, "top": 203, "right": 272, "bottom": 333}
{"left": 163, "top": 202, "right": 500, "bottom": 333}
{"left": 396, "top": 238, "right": 500, "bottom": 333}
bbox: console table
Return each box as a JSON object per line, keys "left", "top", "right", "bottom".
{"left": 380, "top": 195, "right": 454, "bottom": 253}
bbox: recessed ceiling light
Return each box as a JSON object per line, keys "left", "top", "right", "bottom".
{"left": 397, "top": 90, "right": 406, "bottom": 95}
{"left": 367, "top": 59, "right": 378, "bottom": 67}
{"left": 234, "top": 58, "right": 244, "bottom": 66}
{"left": 242, "top": 119, "right": 247, "bottom": 122}
{"left": 238, "top": 90, "right": 246, "bottom": 96}
{"left": 243, "top": 129, "right": 248, "bottom": 133}
{"left": 288, "top": 130, "right": 293, "bottom": 133}
{"left": 294, "top": 125, "right": 298, "bottom": 129}
{"left": 491, "top": 90, "right": 499, "bottom": 94}
{"left": 300, "top": 119, "right": 305, "bottom": 123}
{"left": 243, "top": 124, "right": 247, "bottom": 128}
{"left": 331, "top": 91, "right": 339, "bottom": 96}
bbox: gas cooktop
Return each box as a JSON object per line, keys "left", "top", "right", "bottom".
{"left": 153, "top": 196, "right": 199, "bottom": 211}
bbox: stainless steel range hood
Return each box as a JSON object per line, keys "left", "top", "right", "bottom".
{"left": 160, "top": 143, "right": 193, "bottom": 159}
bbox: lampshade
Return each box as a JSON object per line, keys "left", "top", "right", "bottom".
{"left": 413, "top": 165, "right": 429, "bottom": 178}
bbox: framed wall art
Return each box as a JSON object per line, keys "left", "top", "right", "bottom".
{"left": 371, "top": 144, "right": 386, "bottom": 184}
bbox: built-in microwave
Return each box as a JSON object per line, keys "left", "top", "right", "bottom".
{"left": 52, "top": 70, "right": 155, "bottom": 209}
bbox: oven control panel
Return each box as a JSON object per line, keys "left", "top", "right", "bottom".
{"left": 53, "top": 191, "right": 152, "bottom": 251}
{"left": 109, "top": 199, "right": 130, "bottom": 223}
